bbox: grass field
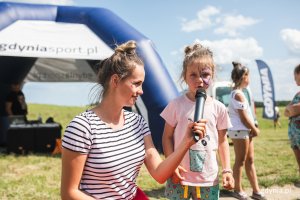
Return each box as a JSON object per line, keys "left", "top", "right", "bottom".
{"left": 0, "top": 104, "right": 298, "bottom": 199}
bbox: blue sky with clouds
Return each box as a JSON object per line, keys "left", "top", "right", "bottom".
{"left": 2, "top": 0, "right": 300, "bottom": 106}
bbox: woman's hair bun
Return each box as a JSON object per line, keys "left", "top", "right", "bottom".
{"left": 115, "top": 40, "right": 137, "bottom": 55}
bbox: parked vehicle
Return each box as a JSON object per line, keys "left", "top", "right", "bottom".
{"left": 207, "top": 81, "right": 258, "bottom": 125}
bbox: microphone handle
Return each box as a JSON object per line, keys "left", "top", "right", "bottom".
{"left": 193, "top": 97, "right": 205, "bottom": 142}
{"left": 194, "top": 97, "right": 205, "bottom": 121}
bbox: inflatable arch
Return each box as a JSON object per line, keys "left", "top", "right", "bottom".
{"left": 0, "top": 2, "right": 179, "bottom": 151}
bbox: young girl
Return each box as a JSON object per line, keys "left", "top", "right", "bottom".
{"left": 284, "top": 64, "right": 300, "bottom": 187}
{"left": 60, "top": 40, "right": 207, "bottom": 200}
{"left": 228, "top": 62, "right": 266, "bottom": 200}
{"left": 161, "top": 43, "right": 234, "bottom": 200}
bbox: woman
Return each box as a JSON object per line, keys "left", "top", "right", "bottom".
{"left": 227, "top": 62, "right": 266, "bottom": 200}
{"left": 60, "top": 40, "right": 207, "bottom": 200}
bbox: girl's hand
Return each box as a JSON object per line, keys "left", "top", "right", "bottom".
{"left": 222, "top": 172, "right": 234, "bottom": 190}
{"left": 250, "top": 127, "right": 260, "bottom": 137}
{"left": 171, "top": 166, "right": 187, "bottom": 184}
{"left": 185, "top": 119, "right": 207, "bottom": 146}
{"left": 284, "top": 107, "right": 290, "bottom": 117}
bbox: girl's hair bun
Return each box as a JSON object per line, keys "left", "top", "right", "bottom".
{"left": 232, "top": 61, "right": 242, "bottom": 69}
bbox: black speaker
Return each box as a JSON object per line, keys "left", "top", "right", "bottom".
{"left": 34, "top": 126, "right": 61, "bottom": 153}
{"left": 7, "top": 127, "right": 35, "bottom": 154}
{"left": 6, "top": 124, "right": 61, "bottom": 154}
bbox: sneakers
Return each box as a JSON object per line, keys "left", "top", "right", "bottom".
{"left": 251, "top": 192, "right": 267, "bottom": 200}
{"left": 232, "top": 191, "right": 249, "bottom": 200}
{"left": 232, "top": 191, "right": 267, "bottom": 200}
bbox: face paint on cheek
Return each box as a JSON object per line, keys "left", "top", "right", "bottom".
{"left": 202, "top": 76, "right": 211, "bottom": 86}
{"left": 200, "top": 67, "right": 213, "bottom": 87}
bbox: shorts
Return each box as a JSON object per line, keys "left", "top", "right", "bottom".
{"left": 133, "top": 187, "right": 149, "bottom": 200}
{"left": 165, "top": 179, "right": 219, "bottom": 200}
{"left": 228, "top": 130, "right": 250, "bottom": 139}
{"left": 289, "top": 131, "right": 300, "bottom": 149}
{"left": 288, "top": 116, "right": 300, "bottom": 149}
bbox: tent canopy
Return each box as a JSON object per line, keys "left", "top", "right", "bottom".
{"left": 0, "top": 2, "right": 179, "bottom": 151}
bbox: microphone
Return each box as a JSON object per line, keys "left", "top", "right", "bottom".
{"left": 193, "top": 88, "right": 207, "bottom": 143}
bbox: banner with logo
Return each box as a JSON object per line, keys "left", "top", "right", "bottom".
{"left": 25, "top": 58, "right": 98, "bottom": 82}
{"left": 255, "top": 60, "right": 276, "bottom": 119}
{"left": 0, "top": 20, "right": 113, "bottom": 59}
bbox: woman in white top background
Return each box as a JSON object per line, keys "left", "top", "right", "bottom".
{"left": 227, "top": 62, "right": 266, "bottom": 200}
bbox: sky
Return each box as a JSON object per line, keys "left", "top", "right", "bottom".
{"left": 2, "top": 0, "right": 300, "bottom": 106}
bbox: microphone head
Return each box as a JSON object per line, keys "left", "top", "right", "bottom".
{"left": 195, "top": 88, "right": 207, "bottom": 100}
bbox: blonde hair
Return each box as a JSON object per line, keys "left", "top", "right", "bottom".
{"left": 180, "top": 43, "right": 215, "bottom": 82}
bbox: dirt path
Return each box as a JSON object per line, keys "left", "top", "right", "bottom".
{"left": 220, "top": 184, "right": 300, "bottom": 200}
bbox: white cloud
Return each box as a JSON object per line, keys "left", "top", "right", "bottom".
{"left": 0, "top": 0, "right": 74, "bottom": 5}
{"left": 181, "top": 6, "right": 220, "bottom": 32}
{"left": 193, "top": 37, "right": 263, "bottom": 65}
{"left": 280, "top": 28, "right": 300, "bottom": 55}
{"left": 214, "top": 15, "right": 260, "bottom": 37}
{"left": 180, "top": 6, "right": 259, "bottom": 37}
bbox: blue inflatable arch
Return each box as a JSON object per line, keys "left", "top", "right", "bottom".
{"left": 0, "top": 2, "right": 179, "bottom": 151}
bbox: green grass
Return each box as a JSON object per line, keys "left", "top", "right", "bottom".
{"left": 0, "top": 154, "right": 61, "bottom": 199}
{"left": 0, "top": 105, "right": 298, "bottom": 199}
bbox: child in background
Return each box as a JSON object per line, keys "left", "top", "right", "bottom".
{"left": 274, "top": 106, "right": 281, "bottom": 129}
{"left": 284, "top": 64, "right": 300, "bottom": 187}
{"left": 161, "top": 43, "right": 234, "bottom": 200}
{"left": 228, "top": 62, "right": 266, "bottom": 200}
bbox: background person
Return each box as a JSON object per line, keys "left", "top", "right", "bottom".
{"left": 273, "top": 106, "right": 281, "bottom": 129}
{"left": 284, "top": 64, "right": 300, "bottom": 187}
{"left": 2, "top": 82, "right": 28, "bottom": 146}
{"left": 60, "top": 40, "right": 207, "bottom": 200}
{"left": 161, "top": 43, "right": 234, "bottom": 200}
{"left": 227, "top": 61, "right": 266, "bottom": 200}
{"left": 5, "top": 82, "right": 28, "bottom": 118}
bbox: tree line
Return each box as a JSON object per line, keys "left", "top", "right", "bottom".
{"left": 255, "top": 101, "right": 290, "bottom": 108}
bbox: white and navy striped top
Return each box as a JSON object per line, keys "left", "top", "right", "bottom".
{"left": 62, "top": 110, "right": 151, "bottom": 200}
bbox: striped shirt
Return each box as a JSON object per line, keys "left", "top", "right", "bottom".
{"left": 62, "top": 110, "right": 151, "bottom": 200}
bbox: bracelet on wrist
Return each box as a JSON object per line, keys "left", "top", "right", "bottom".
{"left": 222, "top": 169, "right": 233, "bottom": 174}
